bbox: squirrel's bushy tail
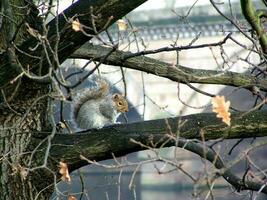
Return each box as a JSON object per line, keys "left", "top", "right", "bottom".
{"left": 72, "top": 76, "right": 110, "bottom": 120}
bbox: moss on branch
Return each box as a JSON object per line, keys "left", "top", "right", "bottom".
{"left": 241, "top": 0, "right": 267, "bottom": 55}
{"left": 35, "top": 110, "right": 267, "bottom": 171}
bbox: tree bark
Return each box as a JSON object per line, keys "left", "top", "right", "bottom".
{"left": 0, "top": 1, "right": 52, "bottom": 199}
{"left": 0, "top": 80, "right": 52, "bottom": 200}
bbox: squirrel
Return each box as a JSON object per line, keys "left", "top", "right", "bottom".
{"left": 72, "top": 77, "right": 128, "bottom": 129}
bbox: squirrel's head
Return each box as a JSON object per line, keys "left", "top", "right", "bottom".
{"left": 112, "top": 93, "right": 128, "bottom": 113}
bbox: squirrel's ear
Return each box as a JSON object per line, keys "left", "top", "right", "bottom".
{"left": 113, "top": 94, "right": 119, "bottom": 99}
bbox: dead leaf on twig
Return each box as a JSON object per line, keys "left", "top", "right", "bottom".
{"left": 117, "top": 19, "right": 127, "bottom": 31}
{"left": 59, "top": 161, "right": 71, "bottom": 182}
{"left": 211, "top": 95, "right": 231, "bottom": 126}
{"left": 72, "top": 19, "right": 82, "bottom": 32}
{"left": 68, "top": 195, "right": 77, "bottom": 200}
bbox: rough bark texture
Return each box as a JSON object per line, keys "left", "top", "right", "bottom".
{"left": 0, "top": 1, "right": 52, "bottom": 199}
{"left": 0, "top": 80, "right": 51, "bottom": 200}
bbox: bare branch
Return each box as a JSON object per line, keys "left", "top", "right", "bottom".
{"left": 121, "top": 33, "right": 232, "bottom": 59}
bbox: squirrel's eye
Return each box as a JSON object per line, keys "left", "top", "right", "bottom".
{"left": 118, "top": 101, "right": 123, "bottom": 106}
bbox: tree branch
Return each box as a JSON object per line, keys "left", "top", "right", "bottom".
{"left": 37, "top": 109, "right": 267, "bottom": 194}
{"left": 241, "top": 0, "right": 267, "bottom": 55}
{"left": 0, "top": 0, "right": 147, "bottom": 87}
{"left": 71, "top": 43, "right": 267, "bottom": 91}
{"left": 121, "top": 33, "right": 232, "bottom": 59}
{"left": 30, "top": 110, "right": 267, "bottom": 169}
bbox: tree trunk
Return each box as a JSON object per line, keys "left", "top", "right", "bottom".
{"left": 0, "top": 80, "right": 53, "bottom": 200}
{"left": 0, "top": 0, "right": 54, "bottom": 198}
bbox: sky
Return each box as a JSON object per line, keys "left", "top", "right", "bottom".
{"left": 56, "top": 0, "right": 240, "bottom": 15}
{"left": 57, "top": 0, "right": 211, "bottom": 14}
{"left": 135, "top": 0, "right": 211, "bottom": 11}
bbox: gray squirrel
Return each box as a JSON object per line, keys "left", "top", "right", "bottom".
{"left": 72, "top": 77, "right": 128, "bottom": 129}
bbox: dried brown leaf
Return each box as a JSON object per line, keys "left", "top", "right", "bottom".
{"left": 68, "top": 195, "right": 77, "bottom": 200}
{"left": 72, "top": 19, "right": 81, "bottom": 32}
{"left": 211, "top": 95, "right": 231, "bottom": 126}
{"left": 59, "top": 161, "right": 71, "bottom": 182}
{"left": 117, "top": 19, "right": 127, "bottom": 31}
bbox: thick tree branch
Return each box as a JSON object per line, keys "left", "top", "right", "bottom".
{"left": 0, "top": 0, "right": 147, "bottom": 87}
{"left": 71, "top": 43, "right": 267, "bottom": 91}
{"left": 37, "top": 110, "right": 267, "bottom": 194}
{"left": 32, "top": 110, "right": 267, "bottom": 168}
